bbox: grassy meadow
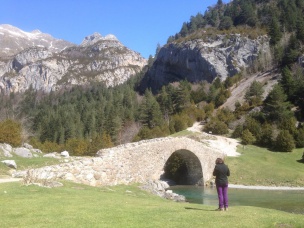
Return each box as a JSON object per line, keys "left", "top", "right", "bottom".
{"left": 0, "top": 181, "right": 304, "bottom": 228}
{"left": 1, "top": 136, "right": 304, "bottom": 227}
{"left": 227, "top": 145, "right": 304, "bottom": 187}
{"left": 0, "top": 156, "right": 61, "bottom": 177}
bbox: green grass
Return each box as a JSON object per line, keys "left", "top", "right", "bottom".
{"left": 1, "top": 135, "right": 304, "bottom": 227}
{"left": 0, "top": 181, "right": 303, "bottom": 228}
{"left": 227, "top": 145, "right": 304, "bottom": 186}
{"left": 0, "top": 156, "right": 61, "bottom": 176}
{"left": 170, "top": 130, "right": 197, "bottom": 137}
{"left": 171, "top": 129, "right": 304, "bottom": 187}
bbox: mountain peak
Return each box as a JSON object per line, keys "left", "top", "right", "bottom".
{"left": 31, "top": 29, "right": 42, "bottom": 34}
{"left": 80, "top": 33, "right": 119, "bottom": 46}
{"left": 80, "top": 32, "right": 103, "bottom": 46}
{"left": 104, "top": 34, "right": 118, "bottom": 41}
{"left": 0, "top": 24, "right": 74, "bottom": 57}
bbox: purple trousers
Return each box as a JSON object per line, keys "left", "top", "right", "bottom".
{"left": 216, "top": 184, "right": 228, "bottom": 209}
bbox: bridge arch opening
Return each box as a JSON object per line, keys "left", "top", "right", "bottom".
{"left": 161, "top": 149, "right": 204, "bottom": 186}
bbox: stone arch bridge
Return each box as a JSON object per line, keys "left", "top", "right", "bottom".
{"left": 25, "top": 137, "right": 224, "bottom": 186}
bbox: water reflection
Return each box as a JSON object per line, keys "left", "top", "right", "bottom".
{"left": 169, "top": 185, "right": 304, "bottom": 214}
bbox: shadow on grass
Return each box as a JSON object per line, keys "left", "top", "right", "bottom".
{"left": 296, "top": 159, "right": 304, "bottom": 164}
{"left": 185, "top": 207, "right": 217, "bottom": 211}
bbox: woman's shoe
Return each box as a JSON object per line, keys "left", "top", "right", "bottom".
{"left": 224, "top": 207, "right": 228, "bottom": 211}
{"left": 215, "top": 208, "right": 224, "bottom": 211}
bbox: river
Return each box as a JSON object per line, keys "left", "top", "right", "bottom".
{"left": 169, "top": 185, "right": 304, "bottom": 214}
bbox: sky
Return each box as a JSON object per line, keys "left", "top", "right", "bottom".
{"left": 0, "top": 0, "right": 225, "bottom": 59}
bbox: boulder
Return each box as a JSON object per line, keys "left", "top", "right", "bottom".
{"left": 61, "top": 151, "right": 69, "bottom": 158}
{"left": 0, "top": 143, "right": 13, "bottom": 157}
{"left": 1, "top": 160, "right": 17, "bottom": 169}
{"left": 13, "top": 147, "right": 32, "bottom": 158}
{"left": 23, "top": 143, "right": 33, "bottom": 149}
{"left": 43, "top": 152, "right": 61, "bottom": 159}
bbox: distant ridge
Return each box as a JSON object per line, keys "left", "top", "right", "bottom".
{"left": 0, "top": 24, "right": 147, "bottom": 93}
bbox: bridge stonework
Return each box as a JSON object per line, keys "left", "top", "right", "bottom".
{"left": 24, "top": 137, "right": 224, "bottom": 187}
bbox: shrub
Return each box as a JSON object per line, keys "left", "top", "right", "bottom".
{"left": 232, "top": 124, "right": 243, "bottom": 138}
{"left": 65, "top": 138, "right": 89, "bottom": 156}
{"left": 244, "top": 117, "right": 262, "bottom": 141}
{"left": 172, "top": 115, "right": 188, "bottom": 132}
{"left": 275, "top": 130, "right": 295, "bottom": 152}
{"left": 204, "top": 118, "right": 228, "bottom": 135}
{"left": 133, "top": 125, "right": 170, "bottom": 141}
{"left": 294, "top": 128, "right": 304, "bottom": 148}
{"left": 256, "top": 123, "right": 273, "bottom": 148}
{"left": 0, "top": 119, "right": 22, "bottom": 147}
{"left": 241, "top": 129, "right": 256, "bottom": 145}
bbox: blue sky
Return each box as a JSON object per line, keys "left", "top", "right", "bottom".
{"left": 0, "top": 0, "right": 224, "bottom": 58}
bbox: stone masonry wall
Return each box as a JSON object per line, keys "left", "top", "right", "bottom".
{"left": 24, "top": 137, "right": 224, "bottom": 187}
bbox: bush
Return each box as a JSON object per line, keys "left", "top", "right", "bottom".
{"left": 172, "top": 115, "right": 188, "bottom": 132}
{"left": 65, "top": 138, "right": 89, "bottom": 156}
{"left": 294, "top": 128, "right": 304, "bottom": 148}
{"left": 133, "top": 125, "right": 170, "bottom": 141}
{"left": 275, "top": 130, "right": 295, "bottom": 152}
{"left": 182, "top": 106, "right": 206, "bottom": 122}
{"left": 232, "top": 124, "right": 243, "bottom": 138}
{"left": 241, "top": 129, "right": 256, "bottom": 145}
{"left": 204, "top": 118, "right": 228, "bottom": 135}
{"left": 244, "top": 117, "right": 262, "bottom": 141}
{"left": 256, "top": 123, "right": 273, "bottom": 148}
{"left": 216, "top": 108, "right": 235, "bottom": 125}
{"left": 0, "top": 119, "right": 22, "bottom": 147}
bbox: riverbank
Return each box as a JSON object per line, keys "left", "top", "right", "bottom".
{"left": 229, "top": 184, "right": 304, "bottom": 190}
{"left": 1, "top": 177, "right": 304, "bottom": 191}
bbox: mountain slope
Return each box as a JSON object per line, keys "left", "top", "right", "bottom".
{"left": 140, "top": 32, "right": 270, "bottom": 93}
{"left": 0, "top": 25, "right": 147, "bottom": 93}
{"left": 0, "top": 24, "right": 73, "bottom": 58}
{"left": 221, "top": 70, "right": 279, "bottom": 110}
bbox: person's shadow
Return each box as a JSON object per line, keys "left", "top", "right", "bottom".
{"left": 296, "top": 159, "right": 304, "bottom": 163}
{"left": 296, "top": 153, "right": 304, "bottom": 163}
{"left": 185, "top": 207, "right": 216, "bottom": 211}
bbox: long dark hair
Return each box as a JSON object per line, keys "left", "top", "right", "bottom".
{"left": 215, "top": 158, "right": 224, "bottom": 164}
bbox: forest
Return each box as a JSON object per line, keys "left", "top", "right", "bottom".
{"left": 1, "top": 0, "right": 304, "bottom": 155}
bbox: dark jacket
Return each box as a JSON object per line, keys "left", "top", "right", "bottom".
{"left": 213, "top": 163, "right": 230, "bottom": 186}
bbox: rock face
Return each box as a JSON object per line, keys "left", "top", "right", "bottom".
{"left": 140, "top": 34, "right": 270, "bottom": 92}
{"left": 0, "top": 24, "right": 73, "bottom": 58}
{"left": 0, "top": 24, "right": 147, "bottom": 93}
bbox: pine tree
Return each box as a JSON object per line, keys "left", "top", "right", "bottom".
{"left": 296, "top": 14, "right": 304, "bottom": 42}
{"left": 219, "top": 16, "right": 233, "bottom": 30}
{"left": 158, "top": 86, "right": 174, "bottom": 122}
{"left": 280, "top": 66, "right": 295, "bottom": 100}
{"left": 245, "top": 80, "right": 264, "bottom": 106}
{"left": 174, "top": 81, "right": 191, "bottom": 112}
{"left": 269, "top": 16, "right": 282, "bottom": 45}
{"left": 263, "top": 84, "right": 292, "bottom": 122}
{"left": 140, "top": 90, "right": 163, "bottom": 129}
{"left": 180, "top": 22, "right": 189, "bottom": 37}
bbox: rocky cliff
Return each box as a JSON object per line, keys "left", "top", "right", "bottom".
{"left": 0, "top": 25, "right": 147, "bottom": 93}
{"left": 0, "top": 24, "right": 73, "bottom": 58}
{"left": 140, "top": 34, "right": 270, "bottom": 92}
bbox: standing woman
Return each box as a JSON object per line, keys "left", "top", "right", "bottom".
{"left": 213, "top": 157, "right": 230, "bottom": 211}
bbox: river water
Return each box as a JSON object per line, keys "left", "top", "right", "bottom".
{"left": 169, "top": 185, "right": 304, "bottom": 214}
